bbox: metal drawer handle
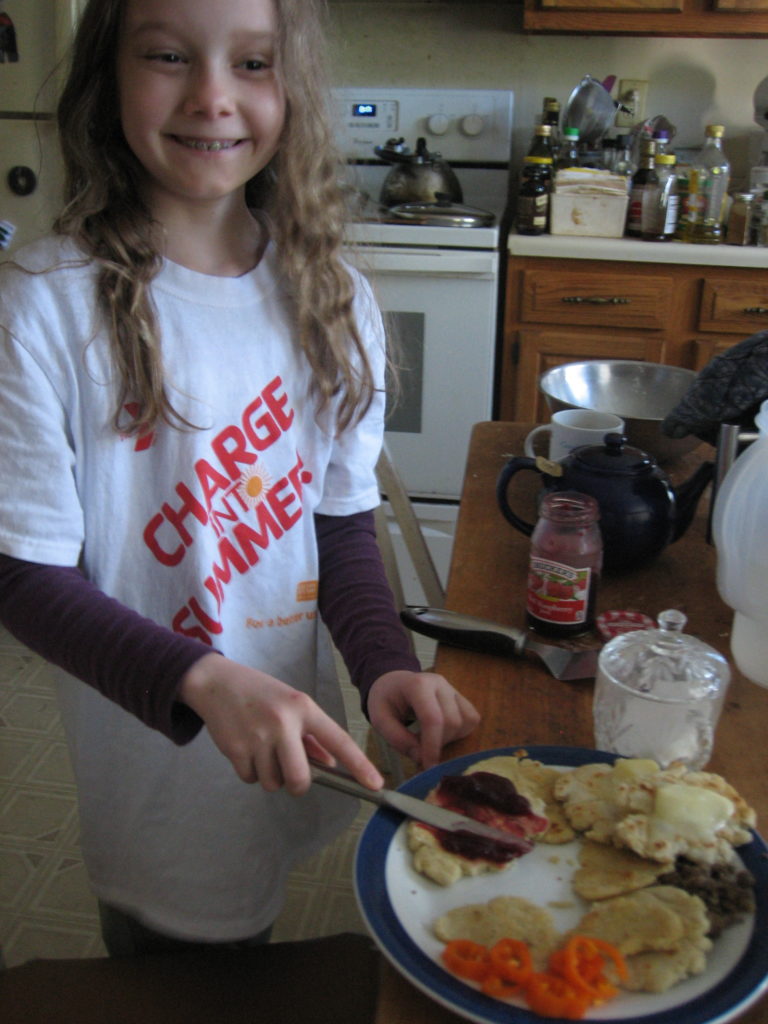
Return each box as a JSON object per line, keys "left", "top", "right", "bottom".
{"left": 743, "top": 306, "right": 768, "bottom": 315}
{"left": 561, "top": 296, "right": 630, "bottom": 305}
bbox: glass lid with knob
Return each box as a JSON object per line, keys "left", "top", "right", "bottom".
{"left": 598, "top": 609, "right": 730, "bottom": 701}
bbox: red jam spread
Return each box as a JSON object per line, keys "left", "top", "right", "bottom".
{"left": 428, "top": 771, "right": 548, "bottom": 864}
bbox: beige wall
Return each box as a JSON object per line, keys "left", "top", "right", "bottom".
{"left": 328, "top": 2, "right": 768, "bottom": 188}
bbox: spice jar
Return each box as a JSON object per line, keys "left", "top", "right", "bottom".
{"left": 726, "top": 192, "right": 755, "bottom": 246}
{"left": 526, "top": 491, "right": 602, "bottom": 637}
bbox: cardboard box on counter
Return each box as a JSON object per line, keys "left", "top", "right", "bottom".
{"left": 550, "top": 167, "right": 629, "bottom": 238}
{"left": 549, "top": 193, "right": 629, "bottom": 237}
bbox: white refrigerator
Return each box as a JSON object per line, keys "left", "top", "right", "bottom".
{"left": 0, "top": 0, "right": 81, "bottom": 253}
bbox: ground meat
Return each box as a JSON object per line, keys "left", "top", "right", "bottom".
{"left": 658, "top": 857, "right": 756, "bottom": 938}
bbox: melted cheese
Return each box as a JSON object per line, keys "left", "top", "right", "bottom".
{"left": 654, "top": 783, "right": 734, "bottom": 840}
{"left": 613, "top": 758, "right": 661, "bottom": 781}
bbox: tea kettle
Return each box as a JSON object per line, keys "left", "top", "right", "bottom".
{"left": 497, "top": 434, "right": 714, "bottom": 573}
{"left": 375, "top": 136, "right": 464, "bottom": 207}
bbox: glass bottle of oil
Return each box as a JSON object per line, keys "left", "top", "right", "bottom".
{"left": 683, "top": 125, "right": 731, "bottom": 244}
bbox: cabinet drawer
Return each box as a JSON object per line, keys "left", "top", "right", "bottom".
{"left": 520, "top": 269, "right": 672, "bottom": 330}
{"left": 699, "top": 278, "right": 768, "bottom": 333}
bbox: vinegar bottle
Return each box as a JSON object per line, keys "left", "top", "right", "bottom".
{"left": 516, "top": 157, "right": 551, "bottom": 235}
{"left": 712, "top": 399, "right": 768, "bottom": 687}
{"left": 527, "top": 125, "right": 555, "bottom": 163}
{"left": 641, "top": 154, "right": 679, "bottom": 241}
{"left": 527, "top": 491, "right": 602, "bottom": 637}
{"left": 541, "top": 97, "right": 562, "bottom": 158}
{"left": 626, "top": 140, "right": 658, "bottom": 238}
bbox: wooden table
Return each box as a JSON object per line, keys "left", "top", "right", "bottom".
{"left": 375, "top": 421, "right": 768, "bottom": 1024}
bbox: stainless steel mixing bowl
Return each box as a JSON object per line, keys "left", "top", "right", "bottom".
{"left": 539, "top": 360, "right": 699, "bottom": 462}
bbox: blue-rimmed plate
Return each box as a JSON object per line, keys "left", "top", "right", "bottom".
{"left": 354, "top": 745, "right": 768, "bottom": 1024}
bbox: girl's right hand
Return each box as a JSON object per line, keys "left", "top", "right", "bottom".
{"left": 178, "top": 652, "right": 383, "bottom": 796}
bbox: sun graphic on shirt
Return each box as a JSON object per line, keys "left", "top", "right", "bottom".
{"left": 238, "top": 464, "right": 273, "bottom": 508}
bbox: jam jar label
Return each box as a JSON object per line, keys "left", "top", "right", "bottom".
{"left": 527, "top": 556, "right": 592, "bottom": 626}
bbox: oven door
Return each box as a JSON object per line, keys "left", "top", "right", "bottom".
{"left": 357, "top": 246, "right": 499, "bottom": 501}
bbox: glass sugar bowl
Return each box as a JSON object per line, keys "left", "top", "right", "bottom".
{"left": 593, "top": 609, "right": 730, "bottom": 770}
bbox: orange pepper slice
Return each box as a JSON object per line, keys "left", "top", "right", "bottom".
{"left": 524, "top": 971, "right": 592, "bottom": 1020}
{"left": 441, "top": 939, "right": 492, "bottom": 982}
{"left": 441, "top": 933, "right": 626, "bottom": 1018}
{"left": 489, "top": 937, "right": 534, "bottom": 985}
{"left": 561, "top": 935, "right": 627, "bottom": 997}
{"left": 481, "top": 972, "right": 523, "bottom": 1000}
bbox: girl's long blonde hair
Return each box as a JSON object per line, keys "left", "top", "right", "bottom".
{"left": 55, "top": 0, "right": 374, "bottom": 437}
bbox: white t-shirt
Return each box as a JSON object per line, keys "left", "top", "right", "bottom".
{"left": 0, "top": 235, "right": 386, "bottom": 939}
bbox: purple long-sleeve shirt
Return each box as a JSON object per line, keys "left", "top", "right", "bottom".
{"left": 0, "top": 509, "right": 420, "bottom": 743}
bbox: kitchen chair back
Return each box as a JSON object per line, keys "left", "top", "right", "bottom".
{"left": 369, "top": 443, "right": 445, "bottom": 785}
{"left": 375, "top": 442, "right": 445, "bottom": 609}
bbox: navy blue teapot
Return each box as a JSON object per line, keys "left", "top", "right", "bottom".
{"left": 496, "top": 433, "right": 713, "bottom": 573}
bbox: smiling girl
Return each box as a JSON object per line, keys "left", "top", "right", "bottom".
{"left": 0, "top": 0, "right": 479, "bottom": 953}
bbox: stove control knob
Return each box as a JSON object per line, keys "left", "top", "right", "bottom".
{"left": 460, "top": 113, "right": 485, "bottom": 137}
{"left": 427, "top": 112, "right": 450, "bottom": 136}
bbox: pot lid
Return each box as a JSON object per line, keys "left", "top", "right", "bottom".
{"left": 387, "top": 199, "right": 495, "bottom": 228}
{"left": 569, "top": 432, "right": 655, "bottom": 474}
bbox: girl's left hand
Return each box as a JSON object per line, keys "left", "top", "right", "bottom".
{"left": 366, "top": 671, "right": 480, "bottom": 769}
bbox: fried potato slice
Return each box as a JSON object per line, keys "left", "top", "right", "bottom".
{"left": 554, "top": 761, "right": 756, "bottom": 865}
{"left": 682, "top": 770, "right": 757, "bottom": 832}
{"left": 572, "top": 840, "right": 667, "bottom": 901}
{"left": 433, "top": 895, "right": 559, "bottom": 970}
{"left": 572, "top": 887, "right": 685, "bottom": 955}
{"left": 407, "top": 822, "right": 512, "bottom": 887}
{"left": 552, "top": 762, "right": 621, "bottom": 842}
{"left": 618, "top": 887, "right": 712, "bottom": 994}
{"left": 405, "top": 763, "right": 548, "bottom": 886}
{"left": 465, "top": 755, "right": 575, "bottom": 844}
{"left": 571, "top": 885, "right": 712, "bottom": 993}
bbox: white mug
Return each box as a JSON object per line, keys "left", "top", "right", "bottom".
{"left": 524, "top": 409, "right": 626, "bottom": 461}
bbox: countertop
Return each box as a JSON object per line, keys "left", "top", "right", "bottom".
{"left": 508, "top": 233, "right": 768, "bottom": 268}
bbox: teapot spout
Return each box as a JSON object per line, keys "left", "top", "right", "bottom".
{"left": 672, "top": 461, "right": 714, "bottom": 542}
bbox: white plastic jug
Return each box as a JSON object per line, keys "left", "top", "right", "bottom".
{"left": 712, "top": 398, "right": 768, "bottom": 687}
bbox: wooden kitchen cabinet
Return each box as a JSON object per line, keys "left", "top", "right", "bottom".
{"left": 499, "top": 254, "right": 768, "bottom": 422}
{"left": 537, "top": 0, "right": 682, "bottom": 8}
{"left": 713, "top": 0, "right": 768, "bottom": 8}
{"left": 523, "top": 0, "right": 768, "bottom": 35}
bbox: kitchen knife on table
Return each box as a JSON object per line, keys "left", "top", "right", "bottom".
{"left": 400, "top": 606, "right": 598, "bottom": 681}
{"left": 309, "top": 759, "right": 528, "bottom": 849}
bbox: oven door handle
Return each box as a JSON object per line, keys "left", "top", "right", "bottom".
{"left": 359, "top": 251, "right": 498, "bottom": 276}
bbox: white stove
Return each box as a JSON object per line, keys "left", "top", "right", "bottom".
{"left": 333, "top": 88, "right": 515, "bottom": 501}
{"left": 335, "top": 87, "right": 514, "bottom": 250}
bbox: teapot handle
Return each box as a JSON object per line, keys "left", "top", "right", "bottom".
{"left": 496, "top": 456, "right": 542, "bottom": 536}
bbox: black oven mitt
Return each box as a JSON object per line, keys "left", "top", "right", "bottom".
{"left": 661, "top": 330, "right": 768, "bottom": 446}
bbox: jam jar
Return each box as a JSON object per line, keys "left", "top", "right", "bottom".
{"left": 526, "top": 490, "right": 602, "bottom": 637}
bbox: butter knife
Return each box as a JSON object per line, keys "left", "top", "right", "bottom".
{"left": 309, "top": 759, "right": 531, "bottom": 852}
